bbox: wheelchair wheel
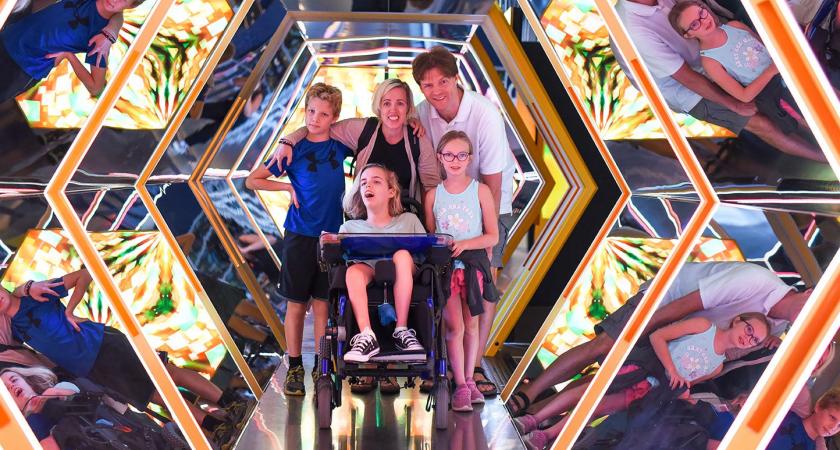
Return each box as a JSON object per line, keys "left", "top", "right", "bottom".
{"left": 433, "top": 377, "right": 449, "bottom": 430}
{"left": 316, "top": 337, "right": 333, "bottom": 429}
{"left": 316, "top": 376, "right": 333, "bottom": 429}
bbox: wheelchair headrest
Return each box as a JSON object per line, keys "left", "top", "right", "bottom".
{"left": 374, "top": 260, "right": 396, "bottom": 284}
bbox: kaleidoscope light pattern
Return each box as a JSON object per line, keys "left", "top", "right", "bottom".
{"left": 16, "top": 0, "right": 233, "bottom": 129}
{"left": 538, "top": 237, "right": 743, "bottom": 367}
{"left": 540, "top": 0, "right": 732, "bottom": 139}
{"left": 2, "top": 229, "right": 227, "bottom": 377}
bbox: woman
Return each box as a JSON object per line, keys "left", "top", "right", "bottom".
{"left": 271, "top": 78, "right": 441, "bottom": 204}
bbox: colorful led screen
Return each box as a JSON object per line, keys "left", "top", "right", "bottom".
{"left": 537, "top": 237, "right": 744, "bottom": 367}
{"left": 2, "top": 230, "right": 227, "bottom": 378}
{"left": 16, "top": 0, "right": 232, "bottom": 129}
{"left": 540, "top": 0, "right": 732, "bottom": 139}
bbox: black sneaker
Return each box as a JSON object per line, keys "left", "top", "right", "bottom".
{"left": 344, "top": 333, "right": 380, "bottom": 363}
{"left": 284, "top": 365, "right": 305, "bottom": 396}
{"left": 393, "top": 328, "right": 424, "bottom": 352}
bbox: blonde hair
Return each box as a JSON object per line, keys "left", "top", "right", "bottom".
{"left": 305, "top": 82, "right": 342, "bottom": 117}
{"left": 343, "top": 164, "right": 404, "bottom": 220}
{"left": 818, "top": 387, "right": 840, "bottom": 411}
{"left": 371, "top": 79, "right": 416, "bottom": 121}
{"left": 668, "top": 0, "right": 720, "bottom": 36}
{"left": 436, "top": 130, "right": 473, "bottom": 155}
{"left": 1, "top": 366, "right": 57, "bottom": 395}
{"left": 814, "top": 342, "right": 837, "bottom": 379}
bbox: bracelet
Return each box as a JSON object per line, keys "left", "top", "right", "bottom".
{"left": 100, "top": 30, "right": 117, "bottom": 44}
{"left": 23, "top": 280, "right": 33, "bottom": 297}
{"left": 278, "top": 138, "right": 294, "bottom": 147}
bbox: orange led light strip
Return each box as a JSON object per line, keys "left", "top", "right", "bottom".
{"left": 42, "top": 0, "right": 210, "bottom": 447}
{"left": 501, "top": 0, "right": 632, "bottom": 401}
{"left": 549, "top": 0, "right": 719, "bottom": 447}
{"left": 718, "top": 0, "right": 840, "bottom": 447}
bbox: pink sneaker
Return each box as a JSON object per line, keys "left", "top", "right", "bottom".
{"left": 451, "top": 385, "right": 473, "bottom": 412}
{"left": 524, "top": 430, "right": 549, "bottom": 450}
{"left": 513, "top": 413, "right": 538, "bottom": 434}
{"left": 465, "top": 379, "right": 485, "bottom": 404}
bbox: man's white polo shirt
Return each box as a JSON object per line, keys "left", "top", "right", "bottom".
{"left": 417, "top": 89, "right": 515, "bottom": 215}
{"left": 614, "top": 0, "right": 704, "bottom": 113}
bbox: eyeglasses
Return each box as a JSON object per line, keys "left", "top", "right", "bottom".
{"left": 686, "top": 7, "right": 709, "bottom": 32}
{"left": 439, "top": 152, "right": 470, "bottom": 162}
{"left": 742, "top": 320, "right": 761, "bottom": 347}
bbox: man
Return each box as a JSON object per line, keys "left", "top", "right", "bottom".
{"left": 411, "top": 46, "right": 517, "bottom": 396}
{"left": 507, "top": 261, "right": 809, "bottom": 416}
{"left": 613, "top": 0, "right": 823, "bottom": 161}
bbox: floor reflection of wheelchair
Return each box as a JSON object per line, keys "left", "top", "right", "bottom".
{"left": 316, "top": 232, "right": 453, "bottom": 430}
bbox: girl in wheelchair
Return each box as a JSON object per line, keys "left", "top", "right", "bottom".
{"left": 424, "top": 130, "right": 499, "bottom": 412}
{"left": 339, "top": 164, "right": 427, "bottom": 362}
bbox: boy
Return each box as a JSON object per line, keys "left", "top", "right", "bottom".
{"left": 0, "top": 0, "right": 142, "bottom": 101}
{"left": 0, "top": 269, "right": 238, "bottom": 436}
{"left": 246, "top": 82, "right": 351, "bottom": 396}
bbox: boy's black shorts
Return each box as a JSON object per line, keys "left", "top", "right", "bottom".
{"left": 0, "top": 43, "right": 36, "bottom": 102}
{"left": 88, "top": 326, "right": 156, "bottom": 410}
{"left": 279, "top": 230, "right": 329, "bottom": 303}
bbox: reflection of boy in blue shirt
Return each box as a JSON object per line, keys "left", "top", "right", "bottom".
{"left": 0, "top": 0, "right": 143, "bottom": 101}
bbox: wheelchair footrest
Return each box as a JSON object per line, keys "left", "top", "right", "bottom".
{"left": 369, "top": 351, "right": 427, "bottom": 363}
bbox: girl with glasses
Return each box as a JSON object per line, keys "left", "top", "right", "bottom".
{"left": 516, "top": 312, "right": 770, "bottom": 449}
{"left": 423, "top": 130, "right": 499, "bottom": 412}
{"left": 668, "top": 0, "right": 824, "bottom": 162}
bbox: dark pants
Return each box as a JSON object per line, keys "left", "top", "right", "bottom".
{"left": 0, "top": 42, "right": 36, "bottom": 102}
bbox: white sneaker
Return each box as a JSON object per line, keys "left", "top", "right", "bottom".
{"left": 344, "top": 333, "right": 380, "bottom": 363}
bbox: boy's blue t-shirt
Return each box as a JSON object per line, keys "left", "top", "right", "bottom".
{"left": 766, "top": 412, "right": 816, "bottom": 450}
{"left": 1, "top": 0, "right": 110, "bottom": 79}
{"left": 11, "top": 278, "right": 105, "bottom": 377}
{"left": 266, "top": 138, "right": 351, "bottom": 237}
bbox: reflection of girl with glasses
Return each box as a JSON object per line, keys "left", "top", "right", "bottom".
{"left": 668, "top": 0, "right": 825, "bottom": 161}
{"left": 516, "top": 312, "right": 770, "bottom": 450}
{"left": 424, "top": 131, "right": 499, "bottom": 413}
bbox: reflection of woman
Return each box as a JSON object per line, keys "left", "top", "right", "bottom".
{"left": 670, "top": 1, "right": 825, "bottom": 162}
{"left": 275, "top": 78, "right": 441, "bottom": 203}
{"left": 1, "top": 366, "right": 79, "bottom": 450}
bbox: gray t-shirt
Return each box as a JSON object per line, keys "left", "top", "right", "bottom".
{"left": 339, "top": 213, "right": 426, "bottom": 268}
{"left": 339, "top": 212, "right": 425, "bottom": 234}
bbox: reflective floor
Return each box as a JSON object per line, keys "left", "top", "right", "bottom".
{"left": 235, "top": 353, "right": 524, "bottom": 450}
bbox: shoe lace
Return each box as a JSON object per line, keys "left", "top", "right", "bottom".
{"left": 288, "top": 365, "right": 304, "bottom": 382}
{"left": 349, "top": 333, "right": 375, "bottom": 350}
{"left": 395, "top": 328, "right": 420, "bottom": 346}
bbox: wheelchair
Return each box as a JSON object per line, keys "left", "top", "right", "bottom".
{"left": 315, "top": 232, "right": 453, "bottom": 430}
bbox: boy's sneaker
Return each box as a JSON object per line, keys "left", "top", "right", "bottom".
{"left": 284, "top": 366, "right": 305, "bottom": 396}
{"left": 393, "top": 328, "right": 424, "bottom": 352}
{"left": 344, "top": 333, "right": 380, "bottom": 363}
